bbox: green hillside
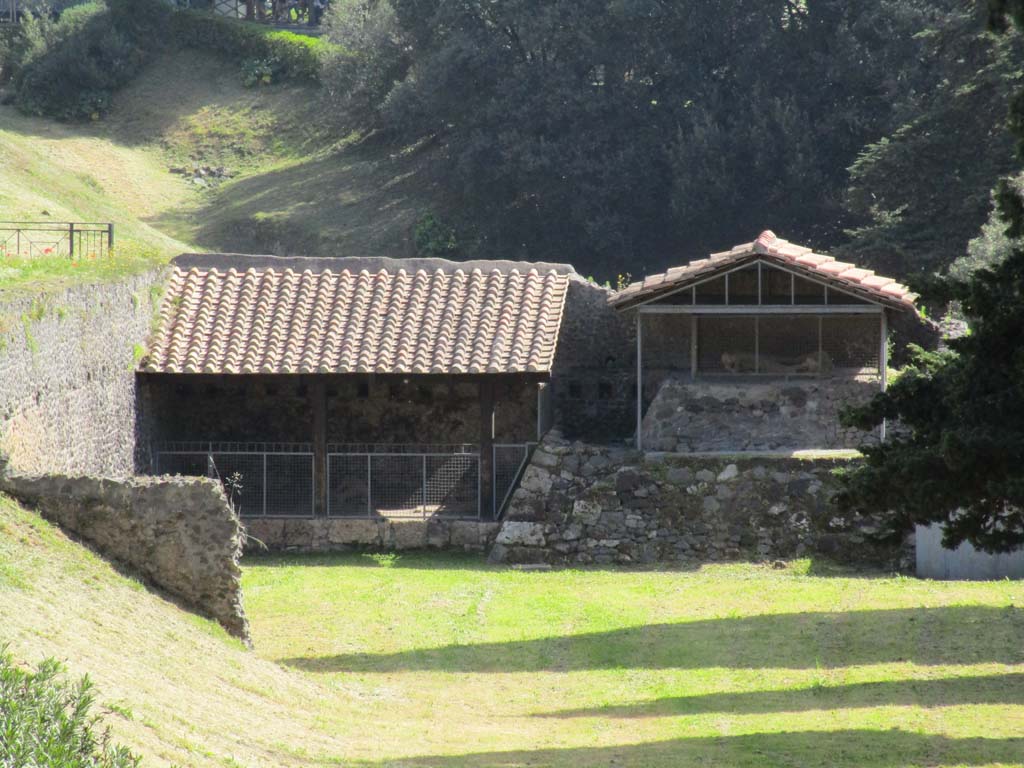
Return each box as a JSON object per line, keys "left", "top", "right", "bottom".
{"left": 4, "top": 492, "right": 1024, "bottom": 767}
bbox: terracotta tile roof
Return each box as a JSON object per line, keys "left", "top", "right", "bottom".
{"left": 143, "top": 262, "right": 570, "bottom": 375}
{"left": 610, "top": 230, "right": 918, "bottom": 310}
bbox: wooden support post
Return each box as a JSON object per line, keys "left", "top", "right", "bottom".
{"left": 479, "top": 378, "right": 495, "bottom": 520}
{"left": 311, "top": 378, "right": 328, "bottom": 516}
{"left": 636, "top": 312, "right": 643, "bottom": 451}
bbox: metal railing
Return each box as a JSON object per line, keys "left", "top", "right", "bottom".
{"left": 153, "top": 442, "right": 314, "bottom": 518}
{"left": 0, "top": 222, "right": 114, "bottom": 260}
{"left": 327, "top": 444, "right": 480, "bottom": 520}
{"left": 494, "top": 443, "right": 536, "bottom": 518}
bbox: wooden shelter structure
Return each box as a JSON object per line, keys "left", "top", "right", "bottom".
{"left": 138, "top": 254, "right": 569, "bottom": 520}
{"left": 610, "top": 231, "right": 919, "bottom": 450}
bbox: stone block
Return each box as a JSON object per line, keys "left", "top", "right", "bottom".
{"left": 427, "top": 520, "right": 450, "bottom": 548}
{"left": 532, "top": 449, "right": 561, "bottom": 468}
{"left": 495, "top": 521, "right": 546, "bottom": 546}
{"left": 572, "top": 499, "right": 603, "bottom": 525}
{"left": 327, "top": 518, "right": 382, "bottom": 546}
{"left": 448, "top": 521, "right": 478, "bottom": 548}
{"left": 717, "top": 464, "right": 739, "bottom": 482}
{"left": 391, "top": 521, "right": 429, "bottom": 549}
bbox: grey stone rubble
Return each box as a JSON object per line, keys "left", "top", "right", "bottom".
{"left": 0, "top": 472, "right": 250, "bottom": 643}
{"left": 642, "top": 377, "right": 881, "bottom": 452}
{"left": 489, "top": 432, "right": 906, "bottom": 567}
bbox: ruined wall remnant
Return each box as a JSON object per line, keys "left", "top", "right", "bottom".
{"left": 0, "top": 472, "right": 249, "bottom": 641}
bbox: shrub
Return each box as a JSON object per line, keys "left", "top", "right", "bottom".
{"left": 13, "top": 2, "right": 147, "bottom": 121}
{"left": 169, "top": 10, "right": 329, "bottom": 83}
{"left": 413, "top": 213, "right": 458, "bottom": 258}
{"left": 0, "top": 647, "right": 140, "bottom": 768}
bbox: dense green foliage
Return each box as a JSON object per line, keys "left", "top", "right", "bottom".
{"left": 0, "top": 0, "right": 328, "bottom": 121}
{"left": 0, "top": 648, "right": 139, "bottom": 767}
{"left": 170, "top": 9, "right": 329, "bottom": 83}
{"left": 838, "top": 4, "right": 1024, "bottom": 553}
{"left": 840, "top": 7, "right": 1024, "bottom": 279}
{"left": 4, "top": 2, "right": 146, "bottom": 120}
{"left": 323, "top": 0, "right": 1012, "bottom": 278}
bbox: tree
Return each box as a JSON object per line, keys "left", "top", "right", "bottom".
{"left": 840, "top": 5, "right": 1024, "bottom": 280}
{"left": 324, "top": 0, "right": 963, "bottom": 279}
{"left": 837, "top": 2, "right": 1024, "bottom": 553}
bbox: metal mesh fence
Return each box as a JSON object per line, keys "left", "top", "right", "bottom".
{"left": 822, "top": 315, "right": 880, "bottom": 374}
{"left": 370, "top": 454, "right": 425, "bottom": 517}
{"left": 266, "top": 454, "right": 315, "bottom": 517}
{"left": 152, "top": 443, "right": 313, "bottom": 518}
{"left": 758, "top": 316, "right": 821, "bottom": 375}
{"left": 698, "top": 316, "right": 756, "bottom": 373}
{"left": 682, "top": 314, "right": 881, "bottom": 379}
{"left": 327, "top": 454, "right": 371, "bottom": 517}
{"left": 327, "top": 446, "right": 483, "bottom": 519}
{"left": 426, "top": 455, "right": 478, "bottom": 516}
{"left": 212, "top": 454, "right": 265, "bottom": 518}
{"left": 494, "top": 444, "right": 534, "bottom": 517}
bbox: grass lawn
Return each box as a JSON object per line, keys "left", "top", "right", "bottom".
{"left": 243, "top": 552, "right": 1024, "bottom": 768}
{"left": 3, "top": 493, "right": 1023, "bottom": 767}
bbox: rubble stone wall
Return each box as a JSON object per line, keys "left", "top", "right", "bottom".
{"left": 641, "top": 377, "right": 881, "bottom": 452}
{"left": 489, "top": 434, "right": 905, "bottom": 567}
{"left": 0, "top": 472, "right": 249, "bottom": 641}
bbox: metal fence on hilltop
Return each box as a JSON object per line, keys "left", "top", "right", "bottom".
{"left": 0, "top": 222, "right": 114, "bottom": 260}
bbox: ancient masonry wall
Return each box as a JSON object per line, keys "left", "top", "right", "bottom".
{"left": 0, "top": 472, "right": 249, "bottom": 641}
{"left": 642, "top": 378, "right": 881, "bottom": 452}
{"left": 0, "top": 269, "right": 165, "bottom": 475}
{"left": 489, "top": 434, "right": 906, "bottom": 567}
{"left": 244, "top": 516, "right": 501, "bottom": 554}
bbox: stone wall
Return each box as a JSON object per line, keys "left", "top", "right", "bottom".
{"left": 550, "top": 278, "right": 636, "bottom": 440}
{"left": 489, "top": 433, "right": 904, "bottom": 567}
{"left": 641, "top": 377, "right": 881, "bottom": 452}
{"left": 0, "top": 269, "right": 164, "bottom": 476}
{"left": 0, "top": 471, "right": 249, "bottom": 641}
{"left": 244, "top": 516, "right": 500, "bottom": 553}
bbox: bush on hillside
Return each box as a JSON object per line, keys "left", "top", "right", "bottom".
{"left": 8, "top": 0, "right": 326, "bottom": 121}
{"left": 12, "top": 2, "right": 146, "bottom": 121}
{"left": 170, "top": 10, "right": 328, "bottom": 83}
{"left": 0, "top": 647, "right": 140, "bottom": 768}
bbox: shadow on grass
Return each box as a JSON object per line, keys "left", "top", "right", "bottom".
{"left": 158, "top": 135, "right": 437, "bottom": 259}
{"left": 535, "top": 673, "right": 1024, "bottom": 718}
{"left": 369, "top": 731, "right": 1024, "bottom": 768}
{"left": 281, "top": 606, "right": 1024, "bottom": 673}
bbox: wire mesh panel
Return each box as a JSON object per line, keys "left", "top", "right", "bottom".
{"left": 265, "top": 453, "right": 314, "bottom": 517}
{"left": 758, "top": 316, "right": 821, "bottom": 375}
{"left": 425, "top": 454, "right": 479, "bottom": 517}
{"left": 822, "top": 315, "right": 880, "bottom": 375}
{"left": 370, "top": 454, "right": 425, "bottom": 517}
{"left": 327, "top": 454, "right": 371, "bottom": 517}
{"left": 210, "top": 453, "right": 266, "bottom": 518}
{"left": 156, "top": 452, "right": 211, "bottom": 477}
{"left": 494, "top": 444, "right": 533, "bottom": 517}
{"left": 642, "top": 314, "right": 692, "bottom": 372}
{"left": 698, "top": 316, "right": 756, "bottom": 373}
